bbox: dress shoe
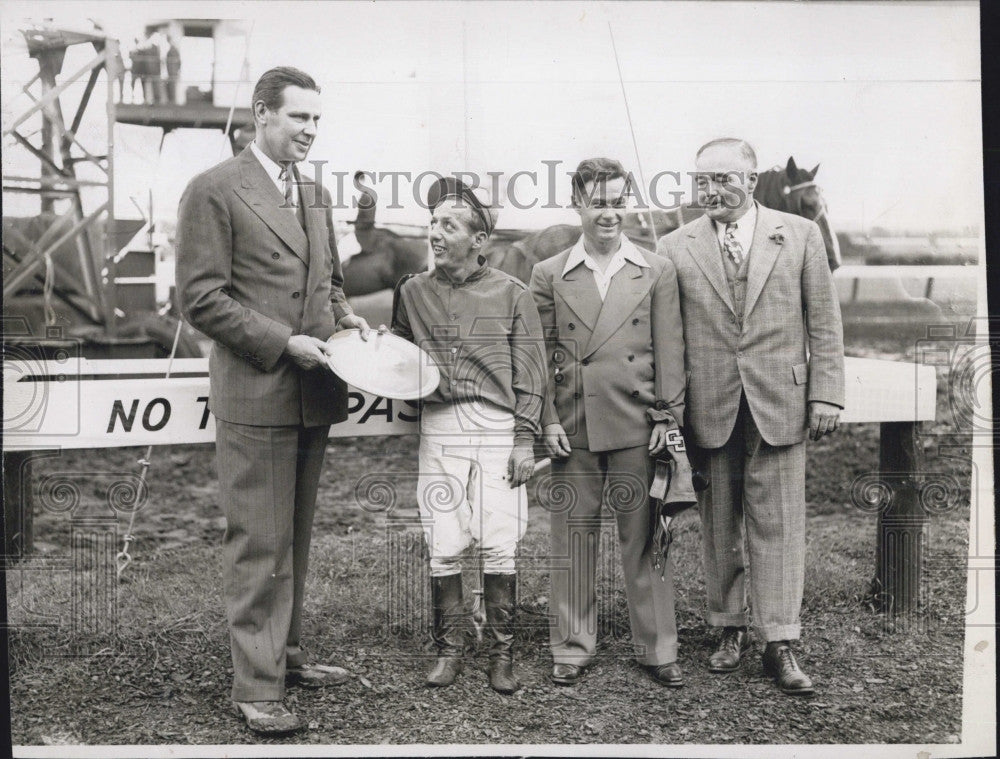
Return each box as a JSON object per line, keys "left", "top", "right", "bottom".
{"left": 644, "top": 662, "right": 684, "bottom": 688}
{"left": 232, "top": 701, "right": 302, "bottom": 735}
{"left": 762, "top": 643, "right": 815, "bottom": 696}
{"left": 285, "top": 662, "right": 350, "bottom": 689}
{"left": 708, "top": 627, "right": 751, "bottom": 673}
{"left": 550, "top": 663, "right": 584, "bottom": 685}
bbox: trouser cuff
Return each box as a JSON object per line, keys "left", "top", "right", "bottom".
{"left": 706, "top": 610, "right": 750, "bottom": 628}
{"left": 552, "top": 654, "right": 591, "bottom": 667}
{"left": 636, "top": 647, "right": 679, "bottom": 667}
{"left": 757, "top": 623, "right": 801, "bottom": 642}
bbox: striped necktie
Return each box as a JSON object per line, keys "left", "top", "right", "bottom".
{"left": 280, "top": 165, "right": 306, "bottom": 229}
{"left": 724, "top": 222, "right": 743, "bottom": 266}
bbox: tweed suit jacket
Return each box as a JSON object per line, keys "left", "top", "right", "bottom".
{"left": 657, "top": 204, "right": 844, "bottom": 449}
{"left": 177, "top": 146, "right": 355, "bottom": 427}
{"left": 529, "top": 242, "right": 686, "bottom": 453}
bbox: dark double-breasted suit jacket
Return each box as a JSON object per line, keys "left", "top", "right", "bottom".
{"left": 177, "top": 145, "right": 354, "bottom": 428}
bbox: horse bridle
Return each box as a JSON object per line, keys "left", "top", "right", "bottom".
{"left": 781, "top": 180, "right": 828, "bottom": 223}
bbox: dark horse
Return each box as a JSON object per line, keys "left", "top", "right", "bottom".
{"left": 341, "top": 157, "right": 840, "bottom": 296}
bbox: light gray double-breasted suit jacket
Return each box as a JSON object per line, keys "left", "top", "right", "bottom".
{"left": 529, "top": 244, "right": 686, "bottom": 451}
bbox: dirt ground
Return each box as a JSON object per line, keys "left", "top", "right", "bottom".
{"left": 5, "top": 335, "right": 979, "bottom": 747}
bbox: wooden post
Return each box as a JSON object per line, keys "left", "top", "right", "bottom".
{"left": 70, "top": 516, "right": 118, "bottom": 654}
{"left": 385, "top": 515, "right": 429, "bottom": 637}
{"left": 3, "top": 450, "right": 34, "bottom": 560}
{"left": 874, "top": 421, "right": 925, "bottom": 620}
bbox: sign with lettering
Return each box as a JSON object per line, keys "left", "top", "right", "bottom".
{"left": 3, "top": 355, "right": 936, "bottom": 451}
{"left": 3, "top": 358, "right": 419, "bottom": 450}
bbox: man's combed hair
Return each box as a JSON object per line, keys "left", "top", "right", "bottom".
{"left": 695, "top": 138, "right": 758, "bottom": 169}
{"left": 571, "top": 157, "right": 628, "bottom": 203}
{"left": 463, "top": 206, "right": 488, "bottom": 235}
{"left": 251, "top": 67, "right": 320, "bottom": 114}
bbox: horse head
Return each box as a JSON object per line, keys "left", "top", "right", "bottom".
{"left": 756, "top": 157, "right": 841, "bottom": 270}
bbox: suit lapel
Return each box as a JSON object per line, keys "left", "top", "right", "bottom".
{"left": 584, "top": 261, "right": 650, "bottom": 357}
{"left": 234, "top": 149, "right": 309, "bottom": 263}
{"left": 744, "top": 205, "right": 784, "bottom": 318}
{"left": 302, "top": 168, "right": 328, "bottom": 299}
{"left": 553, "top": 262, "right": 602, "bottom": 333}
{"left": 299, "top": 165, "right": 322, "bottom": 268}
{"left": 685, "top": 215, "right": 735, "bottom": 315}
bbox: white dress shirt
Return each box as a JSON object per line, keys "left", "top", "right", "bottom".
{"left": 250, "top": 141, "right": 299, "bottom": 206}
{"left": 714, "top": 201, "right": 758, "bottom": 255}
{"left": 562, "top": 235, "right": 650, "bottom": 301}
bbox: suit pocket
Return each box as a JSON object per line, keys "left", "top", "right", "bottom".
{"left": 792, "top": 363, "right": 808, "bottom": 385}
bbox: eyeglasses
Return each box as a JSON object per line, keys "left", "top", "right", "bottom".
{"left": 695, "top": 172, "right": 756, "bottom": 186}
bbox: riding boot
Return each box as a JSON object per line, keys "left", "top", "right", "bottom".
{"left": 426, "top": 574, "right": 466, "bottom": 687}
{"left": 484, "top": 573, "right": 520, "bottom": 694}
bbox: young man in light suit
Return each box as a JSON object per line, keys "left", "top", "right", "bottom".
{"left": 530, "top": 157, "right": 688, "bottom": 688}
{"left": 658, "top": 138, "right": 844, "bottom": 696}
{"left": 177, "top": 67, "right": 371, "bottom": 733}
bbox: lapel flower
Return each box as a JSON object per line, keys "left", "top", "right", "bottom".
{"left": 769, "top": 232, "right": 785, "bottom": 244}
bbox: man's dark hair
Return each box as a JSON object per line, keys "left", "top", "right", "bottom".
{"left": 251, "top": 67, "right": 320, "bottom": 115}
{"left": 462, "top": 208, "right": 487, "bottom": 235}
{"left": 571, "top": 157, "right": 628, "bottom": 204}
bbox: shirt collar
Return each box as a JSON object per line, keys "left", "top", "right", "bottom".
{"left": 433, "top": 261, "right": 490, "bottom": 286}
{"left": 562, "top": 234, "right": 649, "bottom": 278}
{"left": 250, "top": 141, "right": 292, "bottom": 186}
{"left": 713, "top": 200, "right": 758, "bottom": 236}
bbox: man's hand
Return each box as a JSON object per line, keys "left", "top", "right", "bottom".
{"left": 336, "top": 313, "right": 377, "bottom": 340}
{"left": 284, "top": 334, "right": 332, "bottom": 370}
{"left": 506, "top": 444, "right": 536, "bottom": 488}
{"left": 808, "top": 400, "right": 841, "bottom": 441}
{"left": 542, "top": 423, "right": 571, "bottom": 458}
{"left": 648, "top": 421, "right": 675, "bottom": 455}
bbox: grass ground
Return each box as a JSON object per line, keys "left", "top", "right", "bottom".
{"left": 4, "top": 334, "right": 978, "bottom": 747}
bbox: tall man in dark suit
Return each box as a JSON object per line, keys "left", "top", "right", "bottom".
{"left": 177, "top": 67, "right": 371, "bottom": 734}
{"left": 658, "top": 138, "right": 844, "bottom": 696}
{"left": 530, "top": 157, "right": 688, "bottom": 688}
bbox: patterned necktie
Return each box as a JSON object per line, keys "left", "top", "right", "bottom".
{"left": 724, "top": 222, "right": 743, "bottom": 266}
{"left": 279, "top": 166, "right": 296, "bottom": 208}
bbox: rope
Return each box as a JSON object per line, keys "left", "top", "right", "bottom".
{"left": 115, "top": 315, "right": 185, "bottom": 579}
{"left": 220, "top": 21, "right": 255, "bottom": 159}
{"left": 607, "top": 20, "right": 659, "bottom": 246}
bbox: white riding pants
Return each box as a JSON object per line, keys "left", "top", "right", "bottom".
{"left": 416, "top": 401, "right": 528, "bottom": 576}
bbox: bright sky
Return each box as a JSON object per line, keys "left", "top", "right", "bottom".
{"left": 0, "top": 0, "right": 982, "bottom": 232}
